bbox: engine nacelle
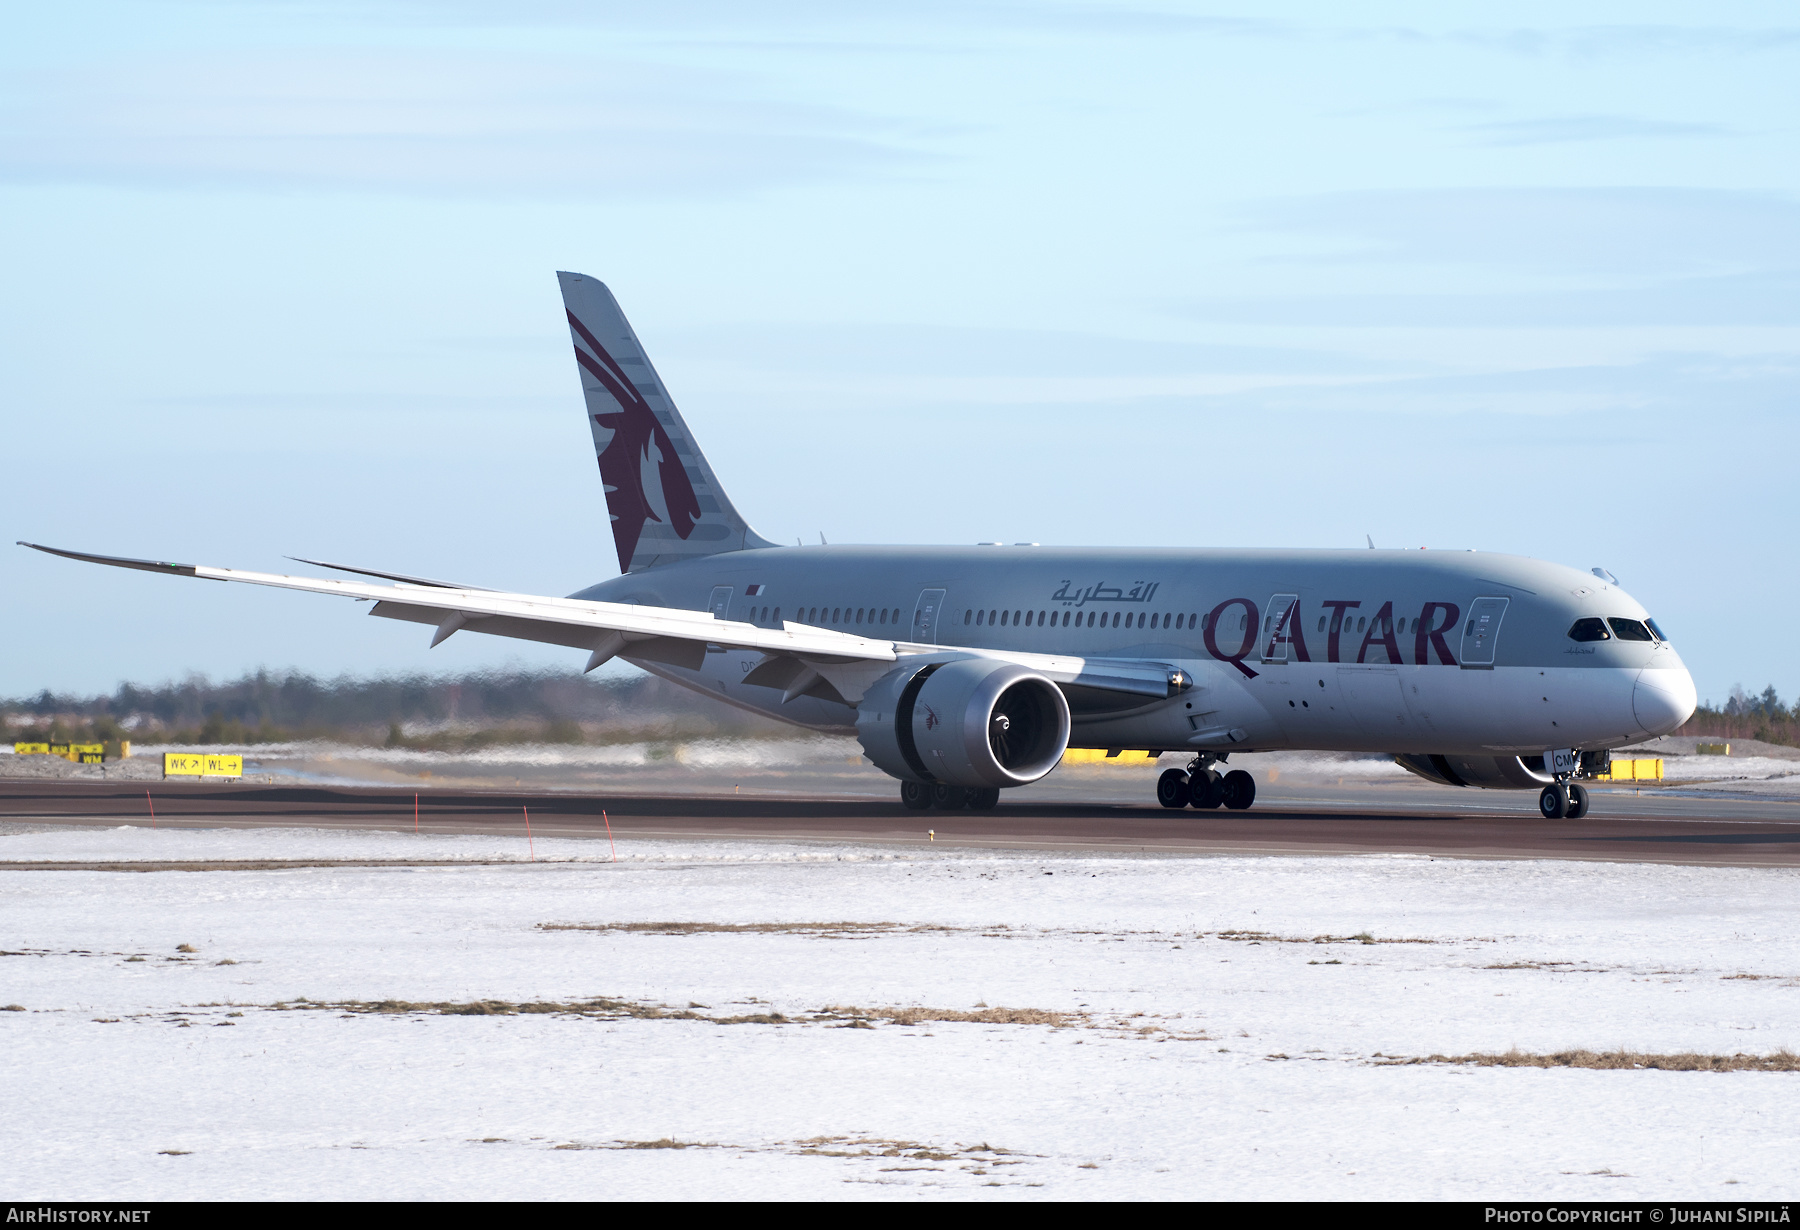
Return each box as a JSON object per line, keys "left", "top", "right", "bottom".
{"left": 857, "top": 658, "right": 1071, "bottom": 789}
{"left": 1393, "top": 753, "right": 1556, "bottom": 790}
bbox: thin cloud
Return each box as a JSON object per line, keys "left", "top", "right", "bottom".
{"left": 1459, "top": 114, "right": 1731, "bottom": 146}
{"left": 1177, "top": 269, "right": 1800, "bottom": 329}
{"left": 1235, "top": 187, "right": 1800, "bottom": 279}
{"left": 0, "top": 49, "right": 928, "bottom": 197}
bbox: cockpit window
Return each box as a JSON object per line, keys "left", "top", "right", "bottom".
{"left": 1646, "top": 618, "right": 1667, "bottom": 642}
{"left": 1567, "top": 617, "right": 1611, "bottom": 642}
{"left": 1608, "top": 617, "right": 1654, "bottom": 642}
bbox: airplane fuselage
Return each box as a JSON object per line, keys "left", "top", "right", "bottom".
{"left": 574, "top": 544, "right": 1695, "bottom": 765}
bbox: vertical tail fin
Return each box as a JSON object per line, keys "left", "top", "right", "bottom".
{"left": 557, "top": 271, "right": 775, "bottom": 574}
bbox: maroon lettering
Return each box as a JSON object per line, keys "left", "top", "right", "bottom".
{"left": 1414, "top": 601, "right": 1460, "bottom": 665}
{"left": 1265, "top": 597, "right": 1312, "bottom": 662}
{"left": 1320, "top": 600, "right": 1359, "bottom": 663}
{"left": 1203, "top": 598, "right": 1261, "bottom": 679}
{"left": 1356, "top": 600, "right": 1402, "bottom": 664}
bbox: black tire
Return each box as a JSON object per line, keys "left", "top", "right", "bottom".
{"left": 1189, "top": 769, "right": 1223, "bottom": 810}
{"left": 966, "top": 787, "right": 1000, "bottom": 811}
{"left": 1538, "top": 784, "right": 1568, "bottom": 820}
{"left": 900, "top": 781, "right": 932, "bottom": 810}
{"left": 1566, "top": 783, "right": 1589, "bottom": 820}
{"left": 1221, "top": 769, "right": 1256, "bottom": 811}
{"left": 1157, "top": 769, "right": 1191, "bottom": 809}
{"left": 931, "top": 783, "right": 969, "bottom": 810}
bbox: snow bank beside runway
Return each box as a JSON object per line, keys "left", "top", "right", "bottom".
{"left": 3, "top": 825, "right": 1800, "bottom": 1200}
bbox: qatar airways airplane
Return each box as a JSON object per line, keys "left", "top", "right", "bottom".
{"left": 22, "top": 272, "right": 1697, "bottom": 820}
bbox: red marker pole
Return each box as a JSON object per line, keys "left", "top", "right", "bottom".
{"left": 603, "top": 809, "right": 617, "bottom": 863}
{"left": 523, "top": 805, "right": 535, "bottom": 862}
{"left": 146, "top": 791, "right": 156, "bottom": 829}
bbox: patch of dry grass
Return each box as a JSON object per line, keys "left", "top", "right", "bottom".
{"left": 1380, "top": 1048, "right": 1800, "bottom": 1071}
{"left": 821, "top": 1004, "right": 1077, "bottom": 1028}
{"left": 1213, "top": 929, "right": 1435, "bottom": 945}
{"left": 272, "top": 995, "right": 1087, "bottom": 1031}
{"left": 538, "top": 921, "right": 960, "bottom": 938}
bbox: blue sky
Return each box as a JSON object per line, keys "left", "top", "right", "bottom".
{"left": 3, "top": 1, "right": 1796, "bottom": 706}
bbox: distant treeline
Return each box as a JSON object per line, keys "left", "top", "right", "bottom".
{"left": 1675, "top": 684, "right": 1798, "bottom": 748}
{"left": 7, "top": 668, "right": 1792, "bottom": 752}
{"left": 0, "top": 668, "right": 797, "bottom": 749}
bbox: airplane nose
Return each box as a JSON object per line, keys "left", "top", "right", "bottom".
{"left": 1634, "top": 662, "right": 1697, "bottom": 736}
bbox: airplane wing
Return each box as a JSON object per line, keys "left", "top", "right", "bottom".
{"left": 18, "top": 542, "right": 1190, "bottom": 703}
{"left": 18, "top": 542, "right": 897, "bottom": 674}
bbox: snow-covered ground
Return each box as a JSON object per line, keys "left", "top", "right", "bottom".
{"left": 4, "top": 823, "right": 1799, "bottom": 1200}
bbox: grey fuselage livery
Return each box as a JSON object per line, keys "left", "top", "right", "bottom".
{"left": 573, "top": 543, "right": 1695, "bottom": 771}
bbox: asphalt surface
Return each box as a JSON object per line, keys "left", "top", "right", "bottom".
{"left": 4, "top": 779, "right": 1800, "bottom": 867}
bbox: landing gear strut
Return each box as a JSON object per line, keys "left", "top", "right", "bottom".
{"left": 1159, "top": 756, "right": 1255, "bottom": 812}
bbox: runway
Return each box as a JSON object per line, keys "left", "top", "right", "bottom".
{"left": 5, "top": 778, "right": 1800, "bottom": 867}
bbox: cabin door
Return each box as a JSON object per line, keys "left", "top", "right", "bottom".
{"left": 1262, "top": 594, "right": 1301, "bottom": 663}
{"left": 707, "top": 586, "right": 733, "bottom": 619}
{"left": 912, "top": 589, "right": 948, "bottom": 645}
{"left": 1460, "top": 597, "right": 1510, "bottom": 666}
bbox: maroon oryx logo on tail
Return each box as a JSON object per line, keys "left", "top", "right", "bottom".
{"left": 567, "top": 310, "right": 702, "bottom": 572}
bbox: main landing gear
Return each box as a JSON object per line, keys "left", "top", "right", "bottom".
{"left": 1158, "top": 757, "right": 1256, "bottom": 812}
{"left": 901, "top": 781, "right": 1000, "bottom": 811}
{"left": 1538, "top": 781, "right": 1590, "bottom": 820}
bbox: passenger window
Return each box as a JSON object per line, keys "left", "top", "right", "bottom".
{"left": 1567, "top": 618, "right": 1610, "bottom": 642}
{"left": 832, "top": 608, "right": 840, "bottom": 624}
{"left": 761, "top": 606, "right": 769, "bottom": 622}
{"left": 856, "top": 608, "right": 864, "bottom": 624}
{"left": 990, "top": 610, "right": 997, "bottom": 625}
{"left": 1608, "top": 617, "right": 1654, "bottom": 642}
{"left": 1317, "top": 616, "right": 1325, "bottom": 633}
{"left": 773, "top": 607, "right": 781, "bottom": 622}
{"left": 1087, "top": 612, "right": 1096, "bottom": 628}
{"left": 1137, "top": 613, "right": 1146, "bottom": 629}
{"left": 1356, "top": 617, "right": 1365, "bottom": 632}
{"left": 964, "top": 610, "right": 971, "bottom": 625}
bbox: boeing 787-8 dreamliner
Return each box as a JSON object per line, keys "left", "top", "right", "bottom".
{"left": 22, "top": 273, "right": 1697, "bottom": 820}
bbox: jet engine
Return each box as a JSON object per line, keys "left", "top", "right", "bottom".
{"left": 1393, "top": 753, "right": 1556, "bottom": 790}
{"left": 857, "top": 658, "right": 1071, "bottom": 789}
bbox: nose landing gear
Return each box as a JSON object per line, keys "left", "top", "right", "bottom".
{"left": 1158, "top": 757, "right": 1256, "bottom": 812}
{"left": 1538, "top": 781, "right": 1590, "bottom": 820}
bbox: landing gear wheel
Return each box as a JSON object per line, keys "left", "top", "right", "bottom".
{"left": 930, "top": 783, "right": 969, "bottom": 810}
{"left": 1566, "top": 783, "right": 1589, "bottom": 820}
{"left": 1538, "top": 783, "right": 1569, "bottom": 820}
{"left": 1221, "top": 769, "right": 1257, "bottom": 811}
{"left": 900, "top": 781, "right": 932, "bottom": 811}
{"left": 1157, "top": 769, "right": 1191, "bottom": 809}
{"left": 966, "top": 787, "right": 1000, "bottom": 811}
{"left": 1188, "top": 769, "right": 1223, "bottom": 810}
